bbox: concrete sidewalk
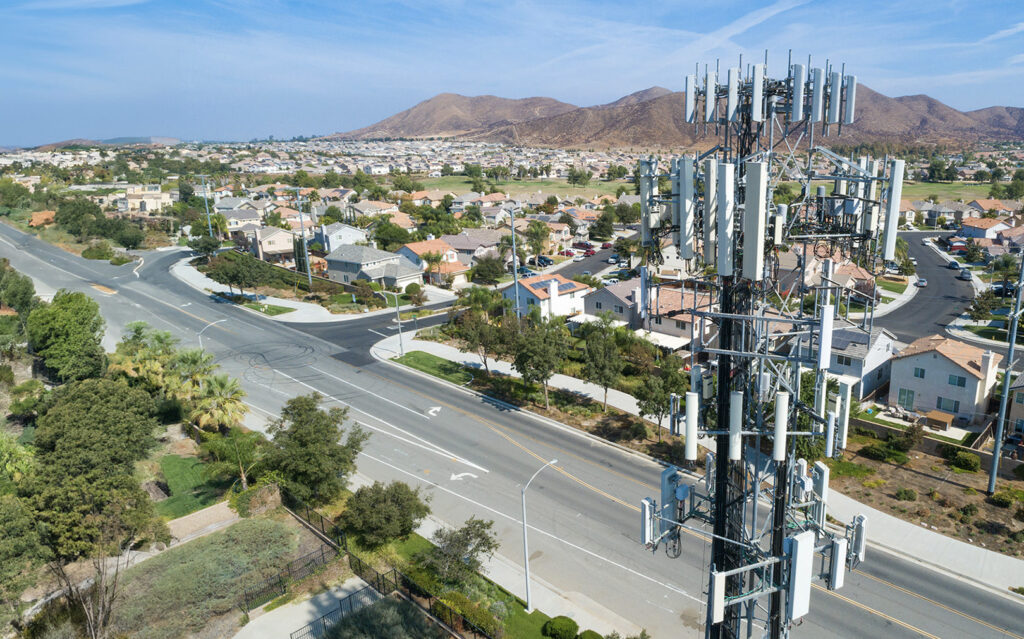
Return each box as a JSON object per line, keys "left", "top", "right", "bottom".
{"left": 848, "top": 274, "right": 919, "bottom": 320}
{"left": 378, "top": 331, "right": 1024, "bottom": 599}
{"left": 169, "top": 257, "right": 454, "bottom": 324}
{"left": 232, "top": 576, "right": 375, "bottom": 639}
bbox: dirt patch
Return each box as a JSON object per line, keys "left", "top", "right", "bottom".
{"left": 831, "top": 434, "right": 1024, "bottom": 558}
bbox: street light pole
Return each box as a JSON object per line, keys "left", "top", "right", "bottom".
{"left": 291, "top": 189, "right": 314, "bottom": 291}
{"left": 989, "top": 255, "right": 1024, "bottom": 494}
{"left": 522, "top": 458, "right": 557, "bottom": 613}
{"left": 383, "top": 290, "right": 404, "bottom": 357}
{"left": 511, "top": 219, "right": 522, "bottom": 318}
{"left": 196, "top": 174, "right": 214, "bottom": 238}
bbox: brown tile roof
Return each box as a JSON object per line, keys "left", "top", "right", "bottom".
{"left": 962, "top": 217, "right": 1006, "bottom": 229}
{"left": 402, "top": 238, "right": 455, "bottom": 256}
{"left": 518, "top": 273, "right": 590, "bottom": 300}
{"left": 894, "top": 334, "right": 1000, "bottom": 379}
{"left": 970, "top": 198, "right": 1008, "bottom": 211}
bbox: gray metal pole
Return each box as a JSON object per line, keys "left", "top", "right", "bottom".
{"left": 295, "top": 193, "right": 314, "bottom": 290}
{"left": 988, "top": 256, "right": 1024, "bottom": 494}
{"left": 511, "top": 219, "right": 522, "bottom": 317}
{"left": 522, "top": 458, "right": 556, "bottom": 612}
{"left": 199, "top": 174, "right": 214, "bottom": 237}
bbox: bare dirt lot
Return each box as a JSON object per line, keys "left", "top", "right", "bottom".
{"left": 830, "top": 433, "right": 1024, "bottom": 558}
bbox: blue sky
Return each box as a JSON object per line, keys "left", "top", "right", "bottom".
{"left": 1, "top": 0, "right": 1023, "bottom": 147}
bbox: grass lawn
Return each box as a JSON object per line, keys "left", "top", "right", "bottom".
{"left": 876, "top": 278, "right": 908, "bottom": 295}
{"left": 243, "top": 301, "right": 295, "bottom": 316}
{"left": 417, "top": 175, "right": 626, "bottom": 198}
{"left": 154, "top": 454, "right": 231, "bottom": 519}
{"left": 900, "top": 181, "right": 992, "bottom": 202}
{"left": 504, "top": 606, "right": 552, "bottom": 638}
{"left": 395, "top": 350, "right": 474, "bottom": 385}
{"left": 963, "top": 325, "right": 1024, "bottom": 345}
{"left": 826, "top": 458, "right": 875, "bottom": 479}
{"left": 110, "top": 517, "right": 300, "bottom": 639}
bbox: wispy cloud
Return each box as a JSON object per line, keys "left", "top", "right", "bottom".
{"left": 16, "top": 0, "right": 147, "bottom": 9}
{"left": 978, "top": 21, "right": 1024, "bottom": 43}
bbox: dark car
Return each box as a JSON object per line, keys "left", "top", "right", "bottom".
{"left": 601, "top": 242, "right": 614, "bottom": 249}
{"left": 538, "top": 256, "right": 553, "bottom": 267}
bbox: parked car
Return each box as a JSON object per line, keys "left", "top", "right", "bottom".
{"left": 558, "top": 249, "right": 575, "bottom": 257}
{"left": 618, "top": 260, "right": 629, "bottom": 268}
{"left": 605, "top": 277, "right": 619, "bottom": 284}
{"left": 909, "top": 257, "right": 918, "bottom": 265}
{"left": 601, "top": 242, "right": 614, "bottom": 249}
{"left": 921, "top": 238, "right": 931, "bottom": 246}
{"left": 916, "top": 278, "right": 928, "bottom": 287}
{"left": 992, "top": 284, "right": 1016, "bottom": 297}
{"left": 517, "top": 266, "right": 534, "bottom": 276}
{"left": 573, "top": 255, "right": 585, "bottom": 262}
{"left": 957, "top": 269, "right": 973, "bottom": 281}
{"left": 582, "top": 270, "right": 591, "bottom": 276}
{"left": 1003, "top": 433, "right": 1023, "bottom": 454}
{"left": 572, "top": 241, "right": 594, "bottom": 250}
{"left": 584, "top": 249, "right": 596, "bottom": 257}
{"left": 948, "top": 261, "right": 960, "bottom": 270}
{"left": 539, "top": 256, "right": 553, "bottom": 267}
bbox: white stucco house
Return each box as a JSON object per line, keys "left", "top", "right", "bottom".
{"left": 960, "top": 217, "right": 1010, "bottom": 240}
{"left": 502, "top": 273, "right": 591, "bottom": 319}
{"left": 827, "top": 323, "right": 899, "bottom": 400}
{"left": 889, "top": 334, "right": 1000, "bottom": 424}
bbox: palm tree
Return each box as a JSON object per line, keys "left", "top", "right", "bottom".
{"left": 191, "top": 374, "right": 248, "bottom": 433}
{"left": 172, "top": 348, "right": 216, "bottom": 403}
{"left": 201, "top": 426, "right": 263, "bottom": 490}
{"left": 421, "top": 251, "right": 443, "bottom": 286}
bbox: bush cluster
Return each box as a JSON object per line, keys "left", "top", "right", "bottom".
{"left": 438, "top": 591, "right": 503, "bottom": 638}
{"left": 894, "top": 487, "right": 917, "bottom": 502}
{"left": 990, "top": 492, "right": 1015, "bottom": 508}
{"left": 950, "top": 451, "right": 981, "bottom": 472}
{"left": 541, "top": 616, "right": 579, "bottom": 639}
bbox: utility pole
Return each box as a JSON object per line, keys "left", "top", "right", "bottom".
{"left": 988, "top": 255, "right": 1024, "bottom": 494}
{"left": 510, "top": 217, "right": 522, "bottom": 317}
{"left": 290, "top": 188, "right": 314, "bottom": 291}
{"left": 196, "top": 174, "right": 214, "bottom": 237}
{"left": 382, "top": 290, "right": 404, "bottom": 357}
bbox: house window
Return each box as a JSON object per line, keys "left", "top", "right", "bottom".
{"left": 1015, "top": 391, "right": 1024, "bottom": 405}
{"left": 897, "top": 388, "right": 915, "bottom": 410}
{"left": 836, "top": 355, "right": 853, "bottom": 367}
{"left": 1016, "top": 419, "right": 1024, "bottom": 434}
{"left": 654, "top": 316, "right": 662, "bottom": 325}
{"left": 936, "top": 397, "right": 960, "bottom": 413}
{"left": 877, "top": 368, "right": 884, "bottom": 380}
{"left": 527, "top": 298, "right": 535, "bottom": 306}
{"left": 613, "top": 305, "right": 624, "bottom": 314}
{"left": 948, "top": 374, "right": 967, "bottom": 388}
{"left": 675, "top": 320, "right": 686, "bottom": 330}
{"left": 913, "top": 367, "right": 925, "bottom": 379}
{"left": 595, "top": 301, "right": 603, "bottom": 310}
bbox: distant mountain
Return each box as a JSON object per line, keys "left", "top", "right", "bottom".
{"left": 332, "top": 93, "right": 578, "bottom": 139}
{"left": 965, "top": 106, "right": 1024, "bottom": 138}
{"left": 592, "top": 86, "right": 672, "bottom": 110}
{"left": 101, "top": 136, "right": 180, "bottom": 145}
{"left": 33, "top": 138, "right": 104, "bottom": 151}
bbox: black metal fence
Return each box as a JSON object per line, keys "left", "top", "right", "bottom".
{"left": 288, "top": 586, "right": 383, "bottom": 639}
{"left": 282, "top": 490, "right": 348, "bottom": 550}
{"left": 242, "top": 545, "right": 339, "bottom": 611}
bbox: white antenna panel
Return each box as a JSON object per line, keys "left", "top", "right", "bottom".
{"left": 684, "top": 74, "right": 696, "bottom": 123}
{"left": 786, "top": 530, "right": 815, "bottom": 620}
{"left": 716, "top": 161, "right": 735, "bottom": 276}
{"left": 773, "top": 391, "right": 789, "bottom": 461}
{"left": 726, "top": 67, "right": 739, "bottom": 122}
{"left": 774, "top": 203, "right": 788, "bottom": 245}
{"left": 837, "top": 380, "right": 851, "bottom": 449}
{"left": 728, "top": 390, "right": 743, "bottom": 460}
{"left": 685, "top": 391, "right": 698, "bottom": 461}
{"left": 703, "top": 159, "right": 717, "bottom": 263}
{"left": 827, "top": 70, "right": 842, "bottom": 124}
{"left": 844, "top": 75, "right": 857, "bottom": 124}
{"left": 679, "top": 156, "right": 696, "bottom": 259}
{"left": 882, "top": 159, "right": 904, "bottom": 261}
{"left": 704, "top": 71, "right": 717, "bottom": 122}
{"left": 743, "top": 161, "right": 768, "bottom": 280}
{"left": 866, "top": 159, "right": 880, "bottom": 234}
{"left": 790, "top": 63, "right": 806, "bottom": 121}
{"left": 751, "top": 64, "right": 765, "bottom": 122}
{"left": 818, "top": 305, "right": 834, "bottom": 370}
{"left": 810, "top": 67, "right": 824, "bottom": 123}
{"left": 830, "top": 538, "right": 848, "bottom": 590}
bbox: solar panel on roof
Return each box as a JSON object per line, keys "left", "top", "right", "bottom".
{"left": 558, "top": 282, "right": 576, "bottom": 292}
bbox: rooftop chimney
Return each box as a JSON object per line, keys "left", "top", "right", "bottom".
{"left": 982, "top": 350, "right": 996, "bottom": 390}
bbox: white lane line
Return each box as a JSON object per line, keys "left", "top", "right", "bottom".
{"left": 361, "top": 452, "right": 699, "bottom": 603}
{"left": 133, "top": 256, "right": 144, "bottom": 278}
{"left": 309, "top": 365, "right": 427, "bottom": 420}
{"left": 368, "top": 329, "right": 387, "bottom": 338}
{"left": 243, "top": 401, "right": 277, "bottom": 417}
{"left": 272, "top": 370, "right": 488, "bottom": 473}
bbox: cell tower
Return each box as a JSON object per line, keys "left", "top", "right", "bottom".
{"left": 638, "top": 53, "right": 902, "bottom": 638}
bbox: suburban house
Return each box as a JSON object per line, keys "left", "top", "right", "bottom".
{"left": 324, "top": 245, "right": 422, "bottom": 289}
{"left": 997, "top": 225, "right": 1024, "bottom": 252}
{"left": 451, "top": 192, "right": 481, "bottom": 213}
{"left": 889, "top": 334, "right": 1000, "bottom": 424}
{"left": 968, "top": 198, "right": 1016, "bottom": 216}
{"left": 827, "top": 322, "right": 899, "bottom": 400}
{"left": 481, "top": 206, "right": 513, "bottom": 227}
{"left": 118, "top": 184, "right": 174, "bottom": 214}
{"left": 253, "top": 226, "right": 296, "bottom": 263}
{"left": 346, "top": 200, "right": 398, "bottom": 220}
{"left": 311, "top": 222, "right": 368, "bottom": 254}
{"left": 1006, "top": 376, "right": 1024, "bottom": 436}
{"left": 960, "top": 217, "right": 1010, "bottom": 240}
{"left": 397, "top": 238, "right": 470, "bottom": 286}
{"left": 502, "top": 273, "right": 591, "bottom": 319}
{"left": 440, "top": 229, "right": 505, "bottom": 266}
{"left": 214, "top": 197, "right": 256, "bottom": 213}
{"left": 222, "top": 208, "right": 262, "bottom": 232}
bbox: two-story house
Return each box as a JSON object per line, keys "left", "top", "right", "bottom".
{"left": 439, "top": 229, "right": 505, "bottom": 266}
{"left": 1006, "top": 376, "right": 1024, "bottom": 436}
{"left": 253, "top": 227, "right": 296, "bottom": 263}
{"left": 827, "top": 322, "right": 899, "bottom": 400}
{"left": 889, "top": 334, "right": 1000, "bottom": 423}
{"left": 222, "top": 208, "right": 262, "bottom": 233}
{"left": 324, "top": 245, "right": 422, "bottom": 289}
{"left": 311, "top": 222, "right": 368, "bottom": 254}
{"left": 397, "top": 238, "right": 471, "bottom": 286}
{"left": 502, "top": 273, "right": 591, "bottom": 319}
{"left": 961, "top": 217, "right": 1011, "bottom": 240}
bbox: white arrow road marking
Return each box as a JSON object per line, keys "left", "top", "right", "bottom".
{"left": 428, "top": 406, "right": 441, "bottom": 417}
{"left": 450, "top": 472, "right": 478, "bottom": 481}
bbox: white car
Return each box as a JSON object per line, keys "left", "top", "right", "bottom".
{"left": 573, "top": 255, "right": 585, "bottom": 262}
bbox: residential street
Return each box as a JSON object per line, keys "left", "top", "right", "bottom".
{"left": 2, "top": 221, "right": 1022, "bottom": 638}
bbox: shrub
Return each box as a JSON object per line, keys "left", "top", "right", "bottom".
{"left": 578, "top": 631, "right": 603, "bottom": 639}
{"left": 860, "top": 444, "right": 906, "bottom": 464}
{"left": 405, "top": 282, "right": 422, "bottom": 295}
{"left": 950, "top": 451, "right": 981, "bottom": 472}
{"left": 81, "top": 241, "right": 114, "bottom": 260}
{"left": 542, "top": 615, "right": 579, "bottom": 639}
{"left": 1016, "top": 506, "right": 1024, "bottom": 523}
{"left": 439, "top": 591, "right": 503, "bottom": 638}
{"left": 894, "top": 488, "right": 917, "bottom": 501}
{"left": 888, "top": 423, "right": 923, "bottom": 453}
{"left": 341, "top": 481, "right": 431, "bottom": 547}
{"left": 961, "top": 503, "right": 979, "bottom": 518}
{"left": 990, "top": 492, "right": 1015, "bottom": 508}
{"left": 0, "top": 364, "right": 13, "bottom": 388}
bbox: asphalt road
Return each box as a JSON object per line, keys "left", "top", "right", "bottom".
{"left": 2, "top": 222, "right": 1022, "bottom": 638}
{"left": 876, "top": 230, "right": 978, "bottom": 347}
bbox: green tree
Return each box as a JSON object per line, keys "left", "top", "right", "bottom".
{"left": 590, "top": 209, "right": 615, "bottom": 240}
{"left": 419, "top": 517, "right": 499, "bottom": 585}
{"left": 557, "top": 212, "right": 578, "bottom": 235}
{"left": 583, "top": 316, "right": 622, "bottom": 411}
{"left": 341, "top": 481, "right": 431, "bottom": 547}
{"left": 188, "top": 235, "right": 221, "bottom": 261}
{"left": 264, "top": 393, "right": 368, "bottom": 506}
{"left": 200, "top": 426, "right": 264, "bottom": 490}
{"left": 991, "top": 253, "right": 1019, "bottom": 290}
{"left": 964, "top": 240, "right": 983, "bottom": 263}
{"left": 0, "top": 266, "right": 37, "bottom": 331}
{"left": 55, "top": 197, "right": 102, "bottom": 238}
{"left": 634, "top": 357, "right": 687, "bottom": 442}
{"left": 26, "top": 290, "right": 105, "bottom": 381}
{"left": 513, "top": 318, "right": 568, "bottom": 410}
{"left": 457, "top": 311, "right": 502, "bottom": 375}
{"left": 421, "top": 251, "right": 443, "bottom": 286}
{"left": 471, "top": 256, "right": 504, "bottom": 285}
{"left": 0, "top": 494, "right": 41, "bottom": 619}
{"left": 526, "top": 219, "right": 549, "bottom": 258}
